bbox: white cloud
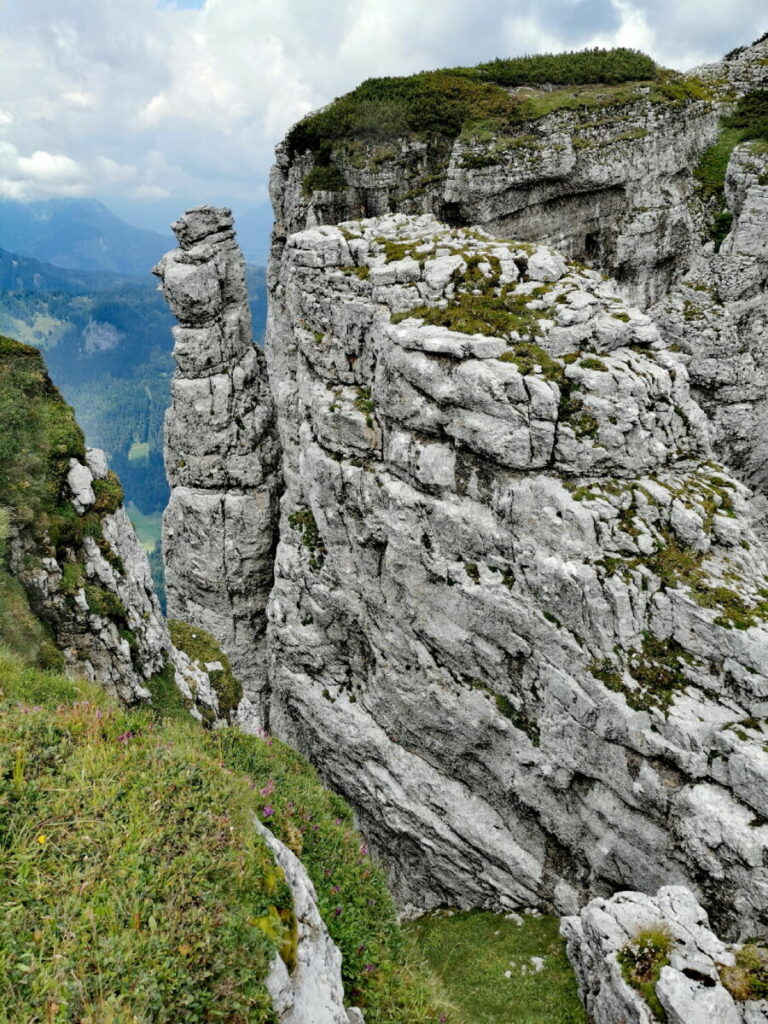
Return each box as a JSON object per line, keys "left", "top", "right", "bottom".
{"left": 0, "top": 0, "right": 764, "bottom": 224}
{"left": 132, "top": 183, "right": 171, "bottom": 201}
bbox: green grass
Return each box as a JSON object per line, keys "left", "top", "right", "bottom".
{"left": 404, "top": 911, "right": 586, "bottom": 1024}
{"left": 169, "top": 618, "right": 243, "bottom": 722}
{"left": 0, "top": 664, "right": 283, "bottom": 1023}
{"left": 694, "top": 91, "right": 768, "bottom": 247}
{"left": 0, "top": 645, "right": 456, "bottom": 1024}
{"left": 720, "top": 944, "right": 768, "bottom": 1001}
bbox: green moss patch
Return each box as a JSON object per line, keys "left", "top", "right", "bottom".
{"left": 720, "top": 944, "right": 768, "bottom": 1001}
{"left": 617, "top": 927, "right": 673, "bottom": 1021}
{"left": 404, "top": 910, "right": 586, "bottom": 1024}
{"left": 289, "top": 506, "right": 326, "bottom": 571}
{"left": 169, "top": 618, "right": 243, "bottom": 722}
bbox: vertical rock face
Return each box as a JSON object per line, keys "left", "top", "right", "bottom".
{"left": 651, "top": 139, "right": 768, "bottom": 515}
{"left": 264, "top": 214, "right": 768, "bottom": 937}
{"left": 157, "top": 38, "right": 768, "bottom": 943}
{"left": 154, "top": 206, "right": 281, "bottom": 725}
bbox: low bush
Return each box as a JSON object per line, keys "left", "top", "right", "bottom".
{"left": 287, "top": 48, "right": 673, "bottom": 158}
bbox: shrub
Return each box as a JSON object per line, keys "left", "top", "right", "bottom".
{"left": 467, "top": 48, "right": 657, "bottom": 87}
{"left": 286, "top": 49, "right": 664, "bottom": 158}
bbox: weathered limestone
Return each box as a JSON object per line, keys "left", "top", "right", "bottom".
{"left": 563, "top": 886, "right": 768, "bottom": 1024}
{"left": 154, "top": 206, "right": 281, "bottom": 726}
{"left": 263, "top": 213, "right": 768, "bottom": 937}
{"left": 271, "top": 82, "right": 720, "bottom": 309}
{"left": 9, "top": 445, "right": 222, "bottom": 720}
{"left": 651, "top": 140, "right": 768, "bottom": 515}
{"left": 255, "top": 816, "right": 361, "bottom": 1024}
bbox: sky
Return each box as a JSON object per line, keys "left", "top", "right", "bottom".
{"left": 0, "top": 0, "right": 765, "bottom": 236}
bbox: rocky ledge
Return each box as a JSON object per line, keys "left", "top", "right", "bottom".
{"left": 564, "top": 886, "right": 768, "bottom": 1023}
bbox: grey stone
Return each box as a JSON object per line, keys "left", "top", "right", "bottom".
{"left": 256, "top": 816, "right": 350, "bottom": 1024}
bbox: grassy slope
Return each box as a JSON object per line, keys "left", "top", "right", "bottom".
{"left": 0, "top": 644, "right": 456, "bottom": 1024}
{"left": 693, "top": 90, "right": 768, "bottom": 247}
{"left": 405, "top": 911, "right": 587, "bottom": 1024}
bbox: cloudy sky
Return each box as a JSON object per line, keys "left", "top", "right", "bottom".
{"left": 0, "top": 0, "right": 765, "bottom": 236}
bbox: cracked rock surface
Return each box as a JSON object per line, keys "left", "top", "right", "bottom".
{"left": 262, "top": 212, "right": 768, "bottom": 937}
{"left": 563, "top": 885, "right": 768, "bottom": 1024}
{"left": 154, "top": 205, "right": 282, "bottom": 726}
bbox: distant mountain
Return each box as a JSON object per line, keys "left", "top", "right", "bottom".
{"left": 0, "top": 247, "right": 139, "bottom": 294}
{"left": 0, "top": 198, "right": 172, "bottom": 277}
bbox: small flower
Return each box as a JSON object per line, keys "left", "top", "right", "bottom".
{"left": 363, "top": 963, "right": 375, "bottom": 973}
{"left": 332, "top": 885, "right": 341, "bottom": 893}
{"left": 262, "top": 805, "right": 274, "bottom": 818}
{"left": 116, "top": 731, "right": 133, "bottom": 744}
{"left": 333, "top": 905, "right": 343, "bottom": 917}
{"left": 260, "top": 780, "right": 275, "bottom": 798}
{"left": 36, "top": 834, "right": 47, "bottom": 846}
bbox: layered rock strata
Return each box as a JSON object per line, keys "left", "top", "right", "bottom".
{"left": 563, "top": 886, "right": 768, "bottom": 1023}
{"left": 263, "top": 213, "right": 768, "bottom": 937}
{"left": 271, "top": 81, "right": 720, "bottom": 308}
{"left": 154, "top": 206, "right": 281, "bottom": 725}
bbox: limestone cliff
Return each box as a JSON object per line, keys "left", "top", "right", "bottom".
{"left": 154, "top": 207, "right": 281, "bottom": 725}
{"left": 262, "top": 214, "right": 768, "bottom": 937}
{"left": 158, "top": 38, "right": 768, "bottom": 945}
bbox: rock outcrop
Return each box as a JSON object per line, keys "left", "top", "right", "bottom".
{"left": 260, "top": 212, "right": 768, "bottom": 937}
{"left": 652, "top": 139, "right": 768, "bottom": 513}
{"left": 154, "top": 206, "right": 281, "bottom": 726}
{"left": 271, "top": 75, "right": 720, "bottom": 309}
{"left": 255, "top": 816, "right": 362, "bottom": 1024}
{"left": 155, "top": 36, "right": 768, "bottom": 948}
{"left": 7, "top": 436, "right": 222, "bottom": 720}
{"left": 563, "top": 886, "right": 768, "bottom": 1023}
